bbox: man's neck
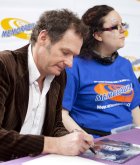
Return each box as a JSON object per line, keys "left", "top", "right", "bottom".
{"left": 37, "top": 76, "right": 45, "bottom": 92}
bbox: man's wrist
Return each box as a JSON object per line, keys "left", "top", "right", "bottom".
{"left": 43, "top": 137, "right": 58, "bottom": 154}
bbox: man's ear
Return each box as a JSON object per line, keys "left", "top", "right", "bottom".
{"left": 93, "top": 32, "right": 102, "bottom": 42}
{"left": 37, "top": 30, "right": 50, "bottom": 45}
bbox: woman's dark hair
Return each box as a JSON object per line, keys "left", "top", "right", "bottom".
{"left": 80, "top": 5, "right": 114, "bottom": 59}
{"left": 30, "top": 9, "right": 88, "bottom": 46}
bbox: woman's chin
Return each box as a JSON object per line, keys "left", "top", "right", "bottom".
{"left": 119, "top": 43, "right": 125, "bottom": 49}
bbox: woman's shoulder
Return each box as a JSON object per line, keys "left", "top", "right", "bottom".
{"left": 117, "top": 55, "right": 131, "bottom": 65}
{"left": 74, "top": 55, "right": 85, "bottom": 62}
{"left": 66, "top": 56, "right": 90, "bottom": 74}
{"left": 73, "top": 55, "right": 94, "bottom": 65}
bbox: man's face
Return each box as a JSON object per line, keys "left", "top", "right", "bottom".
{"left": 36, "top": 29, "right": 83, "bottom": 76}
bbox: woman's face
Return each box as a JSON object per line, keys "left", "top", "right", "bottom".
{"left": 98, "top": 10, "right": 126, "bottom": 53}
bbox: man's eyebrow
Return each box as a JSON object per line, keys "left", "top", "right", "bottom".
{"left": 61, "top": 48, "right": 75, "bottom": 54}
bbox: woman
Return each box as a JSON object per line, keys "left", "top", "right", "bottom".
{"left": 62, "top": 5, "right": 140, "bottom": 138}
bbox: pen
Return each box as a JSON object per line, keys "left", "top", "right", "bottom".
{"left": 89, "top": 146, "right": 96, "bottom": 154}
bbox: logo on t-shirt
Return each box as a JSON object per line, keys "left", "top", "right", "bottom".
{"left": 93, "top": 80, "right": 134, "bottom": 110}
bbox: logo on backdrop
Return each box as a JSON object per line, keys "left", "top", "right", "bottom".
{"left": 0, "top": 18, "right": 35, "bottom": 40}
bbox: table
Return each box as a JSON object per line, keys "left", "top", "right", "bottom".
{"left": 1, "top": 128, "right": 140, "bottom": 165}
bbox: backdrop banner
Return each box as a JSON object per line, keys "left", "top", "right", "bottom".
{"left": 0, "top": 0, "right": 140, "bottom": 77}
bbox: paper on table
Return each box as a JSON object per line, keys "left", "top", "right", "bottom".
{"left": 111, "top": 124, "right": 136, "bottom": 134}
{"left": 22, "top": 154, "right": 106, "bottom": 165}
{"left": 136, "top": 127, "right": 140, "bottom": 129}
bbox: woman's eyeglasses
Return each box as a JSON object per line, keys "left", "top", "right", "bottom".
{"left": 101, "top": 23, "right": 129, "bottom": 32}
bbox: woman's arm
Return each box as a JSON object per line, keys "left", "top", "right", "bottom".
{"left": 132, "top": 106, "right": 140, "bottom": 126}
{"left": 62, "top": 109, "right": 87, "bottom": 133}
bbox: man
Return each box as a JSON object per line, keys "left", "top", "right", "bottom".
{"left": 0, "top": 9, "right": 94, "bottom": 161}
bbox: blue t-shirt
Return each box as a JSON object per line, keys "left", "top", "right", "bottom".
{"left": 62, "top": 55, "right": 140, "bottom": 137}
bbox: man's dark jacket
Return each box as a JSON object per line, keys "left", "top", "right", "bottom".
{"left": 0, "top": 45, "right": 68, "bottom": 161}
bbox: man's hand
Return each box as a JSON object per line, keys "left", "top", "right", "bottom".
{"left": 43, "top": 131, "right": 94, "bottom": 155}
